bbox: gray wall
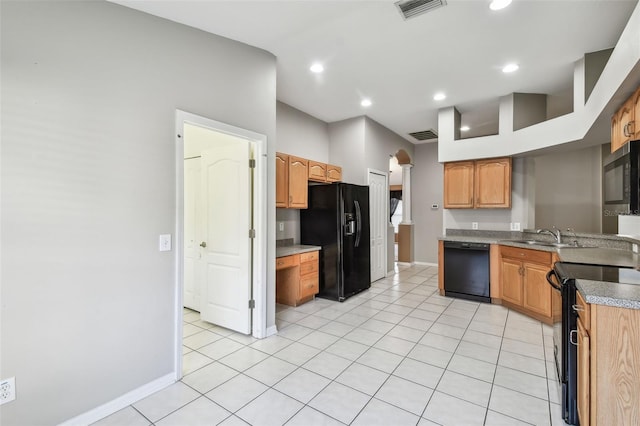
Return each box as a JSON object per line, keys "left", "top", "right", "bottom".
{"left": 328, "top": 117, "right": 366, "bottom": 185}
{"left": 364, "top": 117, "right": 415, "bottom": 177}
{"left": 413, "top": 143, "right": 443, "bottom": 263}
{"left": 276, "top": 102, "right": 329, "bottom": 161}
{"left": 1, "top": 2, "right": 276, "bottom": 424}
{"left": 275, "top": 102, "right": 331, "bottom": 243}
{"left": 534, "top": 145, "right": 602, "bottom": 232}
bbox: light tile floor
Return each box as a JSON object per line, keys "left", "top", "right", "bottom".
{"left": 94, "top": 263, "right": 567, "bottom": 426}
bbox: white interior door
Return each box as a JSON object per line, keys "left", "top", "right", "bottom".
{"left": 184, "top": 158, "right": 202, "bottom": 311}
{"left": 369, "top": 170, "right": 387, "bottom": 282}
{"left": 200, "top": 142, "right": 252, "bottom": 334}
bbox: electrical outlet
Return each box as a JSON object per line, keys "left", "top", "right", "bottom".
{"left": 472, "top": 222, "right": 479, "bottom": 230}
{"left": 278, "top": 222, "right": 284, "bottom": 232}
{"left": 510, "top": 222, "right": 521, "bottom": 231}
{"left": 0, "top": 377, "right": 16, "bottom": 405}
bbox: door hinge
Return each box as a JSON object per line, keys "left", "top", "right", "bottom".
{"left": 248, "top": 299, "right": 255, "bottom": 309}
{"left": 249, "top": 229, "right": 256, "bottom": 238}
{"left": 249, "top": 159, "right": 256, "bottom": 168}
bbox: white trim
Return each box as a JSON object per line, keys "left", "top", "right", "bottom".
{"left": 367, "top": 168, "right": 388, "bottom": 283}
{"left": 265, "top": 324, "right": 278, "bottom": 337}
{"left": 396, "top": 261, "right": 413, "bottom": 266}
{"left": 413, "top": 261, "right": 438, "bottom": 267}
{"left": 58, "top": 373, "right": 175, "bottom": 426}
{"left": 174, "top": 110, "right": 268, "bottom": 377}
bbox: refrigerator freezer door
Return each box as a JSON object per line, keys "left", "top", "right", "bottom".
{"left": 341, "top": 184, "right": 371, "bottom": 298}
{"left": 300, "top": 184, "right": 342, "bottom": 301}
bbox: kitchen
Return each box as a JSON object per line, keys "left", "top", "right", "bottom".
{"left": 4, "top": 0, "right": 640, "bottom": 425}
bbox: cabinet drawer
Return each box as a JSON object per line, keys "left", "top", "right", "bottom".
{"left": 300, "top": 275, "right": 319, "bottom": 299}
{"left": 300, "top": 260, "right": 318, "bottom": 276}
{"left": 500, "top": 246, "right": 551, "bottom": 265}
{"left": 575, "top": 290, "right": 590, "bottom": 332}
{"left": 300, "top": 251, "right": 319, "bottom": 263}
{"left": 276, "top": 254, "right": 299, "bottom": 270}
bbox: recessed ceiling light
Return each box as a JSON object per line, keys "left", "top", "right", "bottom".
{"left": 310, "top": 63, "right": 324, "bottom": 73}
{"left": 361, "top": 99, "right": 372, "bottom": 107}
{"left": 502, "top": 63, "right": 519, "bottom": 73}
{"left": 433, "top": 92, "right": 446, "bottom": 101}
{"left": 460, "top": 126, "right": 470, "bottom": 132}
{"left": 489, "top": 0, "right": 512, "bottom": 11}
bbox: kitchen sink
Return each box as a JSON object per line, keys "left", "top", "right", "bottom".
{"left": 503, "top": 239, "right": 585, "bottom": 248}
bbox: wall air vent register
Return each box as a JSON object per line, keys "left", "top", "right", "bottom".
{"left": 395, "top": 0, "right": 447, "bottom": 20}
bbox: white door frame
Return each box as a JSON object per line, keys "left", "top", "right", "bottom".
{"left": 367, "top": 168, "right": 388, "bottom": 282}
{"left": 174, "top": 110, "right": 267, "bottom": 380}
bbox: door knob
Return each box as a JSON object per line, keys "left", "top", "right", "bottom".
{"left": 200, "top": 242, "right": 207, "bottom": 248}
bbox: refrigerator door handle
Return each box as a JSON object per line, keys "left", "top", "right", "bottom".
{"left": 354, "top": 200, "right": 361, "bottom": 247}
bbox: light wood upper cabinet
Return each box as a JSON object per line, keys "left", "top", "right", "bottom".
{"left": 474, "top": 158, "right": 512, "bottom": 208}
{"left": 308, "top": 160, "right": 327, "bottom": 182}
{"left": 326, "top": 164, "right": 342, "bottom": 182}
{"left": 276, "top": 152, "right": 342, "bottom": 209}
{"left": 443, "top": 161, "right": 475, "bottom": 208}
{"left": 611, "top": 113, "right": 622, "bottom": 153}
{"left": 275, "top": 153, "right": 308, "bottom": 209}
{"left": 444, "top": 157, "right": 511, "bottom": 209}
{"left": 276, "top": 152, "right": 289, "bottom": 208}
{"left": 611, "top": 86, "right": 640, "bottom": 152}
{"left": 288, "top": 156, "right": 308, "bottom": 209}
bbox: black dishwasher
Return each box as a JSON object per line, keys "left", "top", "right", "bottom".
{"left": 443, "top": 241, "right": 490, "bottom": 303}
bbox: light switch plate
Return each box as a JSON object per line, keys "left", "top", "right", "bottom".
{"left": 510, "top": 222, "right": 521, "bottom": 231}
{"left": 472, "top": 222, "right": 479, "bottom": 230}
{"left": 159, "top": 234, "right": 172, "bottom": 252}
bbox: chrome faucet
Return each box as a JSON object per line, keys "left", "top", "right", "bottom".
{"left": 536, "top": 227, "right": 562, "bottom": 243}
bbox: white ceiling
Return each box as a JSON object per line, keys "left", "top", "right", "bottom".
{"left": 111, "top": 0, "right": 638, "bottom": 144}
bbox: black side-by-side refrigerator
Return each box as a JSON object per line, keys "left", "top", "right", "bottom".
{"left": 300, "top": 183, "right": 371, "bottom": 302}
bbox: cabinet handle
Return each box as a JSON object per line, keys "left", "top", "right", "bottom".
{"left": 623, "top": 123, "right": 629, "bottom": 137}
{"left": 572, "top": 304, "right": 584, "bottom": 312}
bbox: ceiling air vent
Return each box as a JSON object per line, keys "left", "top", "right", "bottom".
{"left": 409, "top": 129, "right": 438, "bottom": 141}
{"left": 395, "top": 0, "right": 447, "bottom": 20}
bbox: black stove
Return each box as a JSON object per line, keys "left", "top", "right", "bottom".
{"left": 554, "top": 262, "right": 640, "bottom": 284}
{"left": 548, "top": 261, "right": 638, "bottom": 425}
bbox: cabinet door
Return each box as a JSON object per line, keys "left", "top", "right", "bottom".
{"left": 308, "top": 160, "right": 327, "bottom": 182}
{"left": 523, "top": 262, "right": 552, "bottom": 318}
{"left": 326, "top": 164, "right": 342, "bottom": 182}
{"left": 501, "top": 258, "right": 523, "bottom": 306}
{"left": 577, "top": 318, "right": 590, "bottom": 426}
{"left": 275, "top": 153, "right": 289, "bottom": 207}
{"left": 288, "top": 156, "right": 308, "bottom": 209}
{"left": 444, "top": 161, "right": 474, "bottom": 208}
{"left": 618, "top": 102, "right": 633, "bottom": 150}
{"left": 611, "top": 112, "right": 622, "bottom": 153}
{"left": 474, "top": 158, "right": 512, "bottom": 208}
{"left": 633, "top": 87, "right": 640, "bottom": 141}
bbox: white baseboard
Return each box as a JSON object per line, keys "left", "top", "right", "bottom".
{"left": 414, "top": 261, "right": 438, "bottom": 267}
{"left": 265, "top": 324, "right": 278, "bottom": 337}
{"left": 59, "top": 373, "right": 175, "bottom": 426}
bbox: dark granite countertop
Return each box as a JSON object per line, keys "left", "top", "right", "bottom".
{"left": 440, "top": 230, "right": 640, "bottom": 309}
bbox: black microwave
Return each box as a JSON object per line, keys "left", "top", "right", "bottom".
{"left": 603, "top": 140, "right": 639, "bottom": 214}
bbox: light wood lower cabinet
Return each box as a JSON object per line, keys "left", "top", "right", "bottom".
{"left": 276, "top": 251, "right": 319, "bottom": 306}
{"left": 576, "top": 293, "right": 640, "bottom": 426}
{"left": 499, "top": 246, "right": 556, "bottom": 324}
